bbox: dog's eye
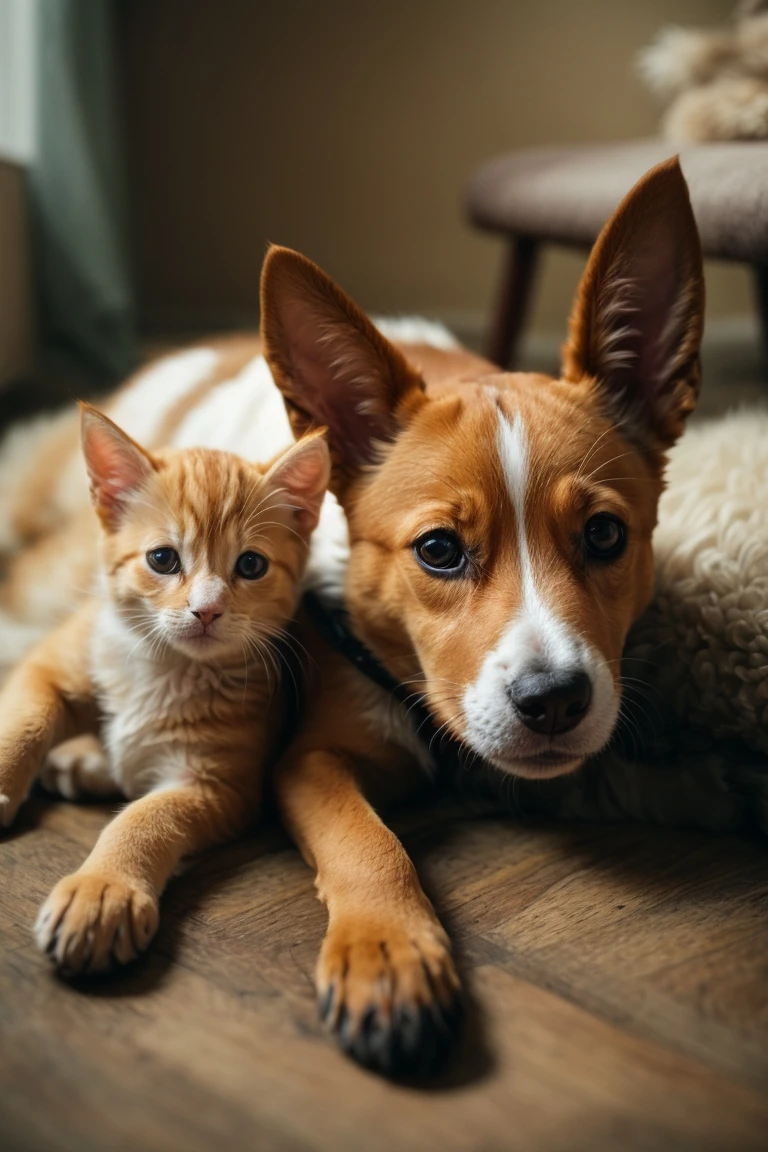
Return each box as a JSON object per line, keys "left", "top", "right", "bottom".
{"left": 235, "top": 551, "right": 269, "bottom": 580}
{"left": 146, "top": 548, "right": 181, "bottom": 575}
{"left": 583, "top": 514, "right": 626, "bottom": 560}
{"left": 413, "top": 531, "right": 466, "bottom": 576}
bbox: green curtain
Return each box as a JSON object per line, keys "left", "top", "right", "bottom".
{"left": 30, "top": 0, "right": 136, "bottom": 381}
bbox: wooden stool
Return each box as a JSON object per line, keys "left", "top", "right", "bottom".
{"left": 465, "top": 139, "right": 768, "bottom": 368}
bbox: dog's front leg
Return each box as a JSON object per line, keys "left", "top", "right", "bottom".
{"left": 276, "top": 745, "right": 462, "bottom": 1076}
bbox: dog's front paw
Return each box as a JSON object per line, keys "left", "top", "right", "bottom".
{"left": 317, "top": 912, "right": 463, "bottom": 1077}
{"left": 35, "top": 871, "right": 159, "bottom": 976}
{"left": 40, "top": 735, "right": 116, "bottom": 800}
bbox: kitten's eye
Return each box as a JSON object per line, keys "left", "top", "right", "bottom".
{"left": 235, "top": 551, "right": 269, "bottom": 580}
{"left": 583, "top": 514, "right": 627, "bottom": 561}
{"left": 413, "top": 530, "right": 466, "bottom": 576}
{"left": 146, "top": 548, "right": 181, "bottom": 575}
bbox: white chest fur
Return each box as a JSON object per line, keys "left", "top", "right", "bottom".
{"left": 90, "top": 607, "right": 246, "bottom": 799}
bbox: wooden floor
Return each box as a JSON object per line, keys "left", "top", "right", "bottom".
{"left": 1, "top": 793, "right": 767, "bottom": 1152}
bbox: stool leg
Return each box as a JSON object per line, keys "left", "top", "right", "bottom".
{"left": 486, "top": 235, "right": 540, "bottom": 369}
{"left": 754, "top": 263, "right": 768, "bottom": 367}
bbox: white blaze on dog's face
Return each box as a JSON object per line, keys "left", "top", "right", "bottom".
{"left": 262, "top": 157, "right": 704, "bottom": 779}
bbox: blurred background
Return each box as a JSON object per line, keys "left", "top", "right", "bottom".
{"left": 0, "top": 0, "right": 759, "bottom": 417}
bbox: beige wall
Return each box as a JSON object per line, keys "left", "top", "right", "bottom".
{"left": 121, "top": 0, "right": 750, "bottom": 342}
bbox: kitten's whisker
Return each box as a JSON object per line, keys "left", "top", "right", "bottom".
{"left": 238, "top": 499, "right": 301, "bottom": 535}
{"left": 252, "top": 624, "right": 315, "bottom": 675}
{"left": 243, "top": 630, "right": 281, "bottom": 693}
{"left": 249, "top": 520, "right": 307, "bottom": 544}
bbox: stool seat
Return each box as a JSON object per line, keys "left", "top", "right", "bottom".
{"left": 466, "top": 139, "right": 768, "bottom": 264}
{"left": 465, "top": 138, "right": 768, "bottom": 368}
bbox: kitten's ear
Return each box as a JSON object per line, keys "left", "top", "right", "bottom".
{"left": 260, "top": 246, "right": 426, "bottom": 497}
{"left": 562, "top": 157, "right": 704, "bottom": 451}
{"left": 263, "top": 431, "right": 331, "bottom": 534}
{"left": 80, "top": 404, "right": 157, "bottom": 529}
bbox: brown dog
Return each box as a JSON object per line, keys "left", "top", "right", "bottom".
{"left": 259, "top": 157, "right": 703, "bottom": 1073}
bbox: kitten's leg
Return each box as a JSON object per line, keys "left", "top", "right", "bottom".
{"left": 40, "top": 735, "right": 117, "bottom": 800}
{"left": 0, "top": 607, "right": 97, "bottom": 827}
{"left": 35, "top": 781, "right": 249, "bottom": 974}
{"left": 275, "top": 747, "right": 462, "bottom": 1076}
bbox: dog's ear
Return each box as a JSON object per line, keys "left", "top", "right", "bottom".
{"left": 260, "top": 246, "right": 426, "bottom": 495}
{"left": 563, "top": 157, "right": 704, "bottom": 451}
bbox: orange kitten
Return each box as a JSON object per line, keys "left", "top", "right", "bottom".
{"left": 0, "top": 404, "right": 329, "bottom": 975}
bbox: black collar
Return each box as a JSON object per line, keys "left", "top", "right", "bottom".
{"left": 302, "top": 591, "right": 468, "bottom": 778}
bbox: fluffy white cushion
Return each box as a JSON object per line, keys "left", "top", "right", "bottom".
{"left": 630, "top": 409, "right": 768, "bottom": 755}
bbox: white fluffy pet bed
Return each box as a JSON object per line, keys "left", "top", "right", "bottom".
{"left": 502, "top": 410, "right": 768, "bottom": 834}
{"left": 630, "top": 408, "right": 768, "bottom": 757}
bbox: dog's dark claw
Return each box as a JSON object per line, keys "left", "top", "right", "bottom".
{"left": 333, "top": 993, "right": 464, "bottom": 1078}
{"left": 343, "top": 1005, "right": 393, "bottom": 1073}
{"left": 336, "top": 1002, "right": 350, "bottom": 1043}
{"left": 318, "top": 984, "right": 335, "bottom": 1024}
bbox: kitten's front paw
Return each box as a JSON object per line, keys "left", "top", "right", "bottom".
{"left": 40, "top": 735, "right": 116, "bottom": 800}
{"left": 35, "top": 871, "right": 159, "bottom": 976}
{"left": 318, "top": 912, "right": 463, "bottom": 1077}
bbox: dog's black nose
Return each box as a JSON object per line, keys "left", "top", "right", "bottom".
{"left": 509, "top": 671, "right": 592, "bottom": 736}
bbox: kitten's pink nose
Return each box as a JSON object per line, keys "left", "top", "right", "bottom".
{"left": 191, "top": 609, "right": 222, "bottom": 627}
